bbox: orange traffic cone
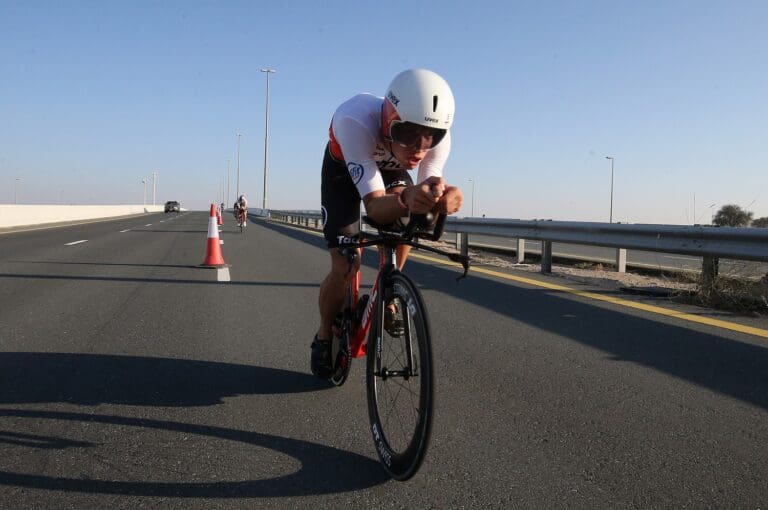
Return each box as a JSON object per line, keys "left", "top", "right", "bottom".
{"left": 216, "top": 206, "right": 223, "bottom": 226}
{"left": 199, "top": 204, "right": 228, "bottom": 268}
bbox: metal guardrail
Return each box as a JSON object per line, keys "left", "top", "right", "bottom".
{"left": 267, "top": 211, "right": 768, "bottom": 281}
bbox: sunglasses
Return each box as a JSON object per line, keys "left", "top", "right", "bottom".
{"left": 390, "top": 121, "right": 447, "bottom": 150}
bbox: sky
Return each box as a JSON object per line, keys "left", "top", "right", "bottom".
{"left": 1, "top": 0, "right": 766, "bottom": 225}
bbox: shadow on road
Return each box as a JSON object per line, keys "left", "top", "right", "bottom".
{"left": 124, "top": 230, "right": 207, "bottom": 233}
{"left": 0, "top": 273, "right": 320, "bottom": 287}
{"left": 0, "top": 408, "right": 388, "bottom": 497}
{"left": 0, "top": 353, "right": 330, "bottom": 406}
{"left": 258, "top": 219, "right": 768, "bottom": 411}
{"left": 7, "top": 261, "right": 196, "bottom": 269}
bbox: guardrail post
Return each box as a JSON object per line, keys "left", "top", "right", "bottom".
{"left": 702, "top": 255, "right": 719, "bottom": 285}
{"left": 516, "top": 239, "right": 525, "bottom": 264}
{"left": 615, "top": 248, "right": 627, "bottom": 273}
{"left": 541, "top": 241, "right": 552, "bottom": 273}
{"left": 457, "top": 232, "right": 469, "bottom": 257}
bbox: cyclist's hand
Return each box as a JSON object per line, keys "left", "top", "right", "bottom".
{"left": 403, "top": 177, "right": 443, "bottom": 214}
{"left": 436, "top": 186, "right": 463, "bottom": 215}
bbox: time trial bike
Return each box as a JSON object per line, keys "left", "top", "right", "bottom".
{"left": 330, "top": 213, "right": 470, "bottom": 480}
{"left": 234, "top": 208, "right": 247, "bottom": 233}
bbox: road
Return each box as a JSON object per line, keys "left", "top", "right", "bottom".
{"left": 1, "top": 212, "right": 767, "bottom": 508}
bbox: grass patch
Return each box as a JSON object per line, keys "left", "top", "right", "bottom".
{"left": 677, "top": 275, "right": 768, "bottom": 315}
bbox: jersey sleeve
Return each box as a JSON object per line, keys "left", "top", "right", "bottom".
{"left": 331, "top": 115, "right": 385, "bottom": 197}
{"left": 416, "top": 130, "right": 451, "bottom": 184}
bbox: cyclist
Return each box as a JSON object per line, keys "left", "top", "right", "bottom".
{"left": 311, "top": 68, "right": 463, "bottom": 379}
{"left": 234, "top": 195, "right": 248, "bottom": 225}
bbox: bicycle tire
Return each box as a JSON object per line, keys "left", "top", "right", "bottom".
{"left": 366, "top": 272, "right": 434, "bottom": 481}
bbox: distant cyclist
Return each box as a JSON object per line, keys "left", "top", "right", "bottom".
{"left": 234, "top": 195, "right": 248, "bottom": 225}
{"left": 311, "top": 68, "right": 463, "bottom": 379}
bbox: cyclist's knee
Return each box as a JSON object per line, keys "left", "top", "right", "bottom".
{"left": 330, "top": 250, "right": 360, "bottom": 282}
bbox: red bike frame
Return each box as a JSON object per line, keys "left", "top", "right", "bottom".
{"left": 347, "top": 248, "right": 387, "bottom": 358}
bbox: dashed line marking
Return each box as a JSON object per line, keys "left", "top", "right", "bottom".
{"left": 64, "top": 240, "right": 88, "bottom": 246}
{"left": 119, "top": 229, "right": 130, "bottom": 233}
{"left": 217, "top": 267, "right": 230, "bottom": 282}
{"left": 144, "top": 224, "right": 152, "bottom": 227}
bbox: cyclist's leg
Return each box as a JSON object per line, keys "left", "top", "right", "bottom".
{"left": 318, "top": 247, "right": 360, "bottom": 340}
{"left": 313, "top": 144, "right": 361, "bottom": 378}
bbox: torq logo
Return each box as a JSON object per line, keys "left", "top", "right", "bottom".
{"left": 336, "top": 235, "right": 359, "bottom": 245}
{"left": 387, "top": 91, "right": 400, "bottom": 106}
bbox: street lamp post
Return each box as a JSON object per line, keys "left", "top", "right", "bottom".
{"left": 152, "top": 171, "right": 158, "bottom": 206}
{"left": 605, "top": 156, "right": 615, "bottom": 223}
{"left": 226, "top": 158, "right": 231, "bottom": 207}
{"left": 14, "top": 177, "right": 21, "bottom": 204}
{"left": 468, "top": 178, "right": 475, "bottom": 217}
{"left": 236, "top": 133, "right": 243, "bottom": 199}
{"left": 142, "top": 178, "right": 147, "bottom": 208}
{"left": 260, "top": 68, "right": 276, "bottom": 211}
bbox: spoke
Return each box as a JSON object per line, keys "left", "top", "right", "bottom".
{"left": 384, "top": 382, "right": 413, "bottom": 449}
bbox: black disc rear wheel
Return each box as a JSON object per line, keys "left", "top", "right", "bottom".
{"left": 366, "top": 272, "right": 433, "bottom": 481}
{"left": 331, "top": 325, "right": 352, "bottom": 387}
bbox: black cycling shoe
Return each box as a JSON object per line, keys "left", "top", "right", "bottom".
{"left": 384, "top": 302, "right": 405, "bottom": 338}
{"left": 310, "top": 335, "right": 334, "bottom": 379}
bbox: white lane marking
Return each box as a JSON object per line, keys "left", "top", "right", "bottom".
{"left": 220, "top": 239, "right": 224, "bottom": 245}
{"left": 119, "top": 229, "right": 130, "bottom": 233}
{"left": 217, "top": 267, "right": 230, "bottom": 282}
{"left": 65, "top": 240, "right": 88, "bottom": 246}
{"left": 160, "top": 220, "right": 165, "bottom": 223}
{"left": 145, "top": 224, "right": 152, "bottom": 227}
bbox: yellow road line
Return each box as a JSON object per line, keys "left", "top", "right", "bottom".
{"left": 277, "top": 221, "right": 768, "bottom": 339}
{"left": 408, "top": 252, "right": 768, "bottom": 340}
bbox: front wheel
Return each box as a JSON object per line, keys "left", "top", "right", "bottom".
{"left": 366, "top": 272, "right": 434, "bottom": 481}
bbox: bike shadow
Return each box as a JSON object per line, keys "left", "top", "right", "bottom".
{"left": 0, "top": 352, "right": 329, "bottom": 407}
{"left": 0, "top": 408, "right": 389, "bottom": 497}
{"left": 259, "top": 219, "right": 768, "bottom": 411}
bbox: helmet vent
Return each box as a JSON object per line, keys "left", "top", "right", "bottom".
{"left": 433, "top": 95, "right": 438, "bottom": 112}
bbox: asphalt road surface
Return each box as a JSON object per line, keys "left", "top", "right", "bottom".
{"left": 1, "top": 212, "right": 767, "bottom": 508}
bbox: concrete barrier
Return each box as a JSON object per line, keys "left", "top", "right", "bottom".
{"left": 0, "top": 205, "right": 165, "bottom": 229}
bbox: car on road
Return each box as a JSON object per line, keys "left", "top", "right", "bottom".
{"left": 164, "top": 200, "right": 180, "bottom": 213}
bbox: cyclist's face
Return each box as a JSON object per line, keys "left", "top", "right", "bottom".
{"left": 390, "top": 141, "right": 427, "bottom": 169}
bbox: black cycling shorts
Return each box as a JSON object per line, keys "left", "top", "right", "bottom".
{"left": 320, "top": 143, "right": 412, "bottom": 248}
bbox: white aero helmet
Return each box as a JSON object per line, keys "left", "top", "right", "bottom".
{"left": 382, "top": 68, "right": 455, "bottom": 150}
